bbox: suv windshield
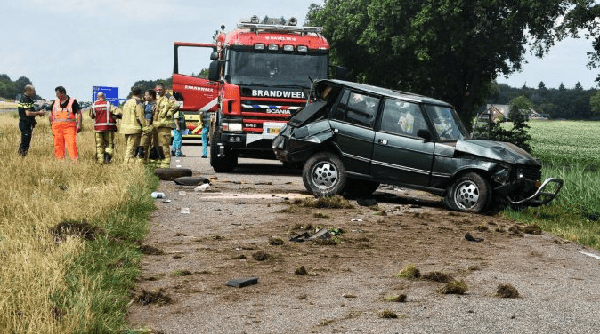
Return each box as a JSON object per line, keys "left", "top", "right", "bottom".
{"left": 424, "top": 104, "right": 468, "bottom": 141}
{"left": 227, "top": 50, "right": 328, "bottom": 88}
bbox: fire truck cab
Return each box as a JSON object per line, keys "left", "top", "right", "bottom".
{"left": 172, "top": 15, "right": 334, "bottom": 172}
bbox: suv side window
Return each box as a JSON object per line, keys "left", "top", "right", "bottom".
{"left": 331, "top": 89, "right": 350, "bottom": 121}
{"left": 331, "top": 89, "right": 379, "bottom": 128}
{"left": 380, "top": 99, "right": 427, "bottom": 137}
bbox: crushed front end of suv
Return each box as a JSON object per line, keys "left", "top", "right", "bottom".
{"left": 273, "top": 79, "right": 563, "bottom": 213}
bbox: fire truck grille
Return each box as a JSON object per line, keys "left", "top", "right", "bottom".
{"left": 240, "top": 100, "right": 304, "bottom": 118}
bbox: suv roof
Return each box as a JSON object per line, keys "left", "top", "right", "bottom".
{"left": 317, "top": 79, "right": 453, "bottom": 107}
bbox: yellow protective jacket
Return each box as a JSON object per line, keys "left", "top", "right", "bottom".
{"left": 119, "top": 97, "right": 146, "bottom": 134}
{"left": 153, "top": 95, "right": 177, "bottom": 129}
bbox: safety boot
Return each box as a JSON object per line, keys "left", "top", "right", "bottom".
{"left": 135, "top": 146, "right": 145, "bottom": 159}
{"left": 103, "top": 153, "right": 112, "bottom": 164}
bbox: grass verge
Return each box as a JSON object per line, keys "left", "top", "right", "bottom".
{"left": 504, "top": 159, "right": 600, "bottom": 250}
{"left": 58, "top": 167, "right": 157, "bottom": 333}
{"left": 0, "top": 114, "right": 157, "bottom": 333}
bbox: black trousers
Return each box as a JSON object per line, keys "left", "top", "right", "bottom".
{"left": 19, "top": 121, "right": 35, "bottom": 156}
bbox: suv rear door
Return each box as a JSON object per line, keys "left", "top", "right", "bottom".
{"left": 328, "top": 89, "right": 380, "bottom": 176}
{"left": 371, "top": 98, "right": 435, "bottom": 187}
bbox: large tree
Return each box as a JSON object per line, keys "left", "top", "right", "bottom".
{"left": 591, "top": 91, "right": 600, "bottom": 113}
{"left": 308, "top": 0, "right": 574, "bottom": 127}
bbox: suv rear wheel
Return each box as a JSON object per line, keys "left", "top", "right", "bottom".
{"left": 446, "top": 172, "right": 491, "bottom": 213}
{"left": 303, "top": 152, "right": 346, "bottom": 197}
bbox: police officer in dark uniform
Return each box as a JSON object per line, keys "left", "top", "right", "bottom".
{"left": 17, "top": 84, "right": 45, "bottom": 156}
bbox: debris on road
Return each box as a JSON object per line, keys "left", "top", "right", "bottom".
{"left": 174, "top": 177, "right": 211, "bottom": 186}
{"left": 151, "top": 192, "right": 165, "bottom": 199}
{"left": 465, "top": 233, "right": 484, "bottom": 242}
{"left": 295, "top": 266, "right": 308, "bottom": 275}
{"left": 439, "top": 280, "right": 468, "bottom": 294}
{"left": 252, "top": 251, "right": 268, "bottom": 261}
{"left": 422, "top": 271, "right": 454, "bottom": 283}
{"left": 155, "top": 168, "right": 193, "bottom": 181}
{"left": 194, "top": 183, "right": 210, "bottom": 192}
{"left": 398, "top": 264, "right": 420, "bottom": 279}
{"left": 496, "top": 283, "right": 520, "bottom": 298}
{"left": 226, "top": 277, "right": 258, "bottom": 288}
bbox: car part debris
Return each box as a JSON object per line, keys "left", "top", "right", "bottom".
{"left": 465, "top": 233, "right": 483, "bottom": 242}
{"left": 194, "top": 183, "right": 210, "bottom": 192}
{"left": 226, "top": 277, "right": 258, "bottom": 288}
{"left": 154, "top": 168, "right": 193, "bottom": 181}
{"left": 174, "top": 177, "right": 211, "bottom": 186}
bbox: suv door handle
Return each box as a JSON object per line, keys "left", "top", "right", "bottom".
{"left": 378, "top": 139, "right": 388, "bottom": 145}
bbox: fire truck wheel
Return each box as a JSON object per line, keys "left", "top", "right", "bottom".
{"left": 155, "top": 168, "right": 193, "bottom": 181}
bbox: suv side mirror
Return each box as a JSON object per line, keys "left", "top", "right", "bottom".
{"left": 208, "top": 60, "right": 220, "bottom": 81}
{"left": 417, "top": 129, "right": 433, "bottom": 142}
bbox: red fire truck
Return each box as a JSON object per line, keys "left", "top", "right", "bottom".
{"left": 172, "top": 16, "right": 339, "bottom": 172}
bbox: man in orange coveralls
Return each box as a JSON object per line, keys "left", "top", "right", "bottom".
{"left": 49, "top": 86, "right": 82, "bottom": 161}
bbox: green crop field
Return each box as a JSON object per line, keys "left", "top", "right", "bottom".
{"left": 529, "top": 120, "right": 600, "bottom": 167}
{"left": 506, "top": 120, "right": 600, "bottom": 249}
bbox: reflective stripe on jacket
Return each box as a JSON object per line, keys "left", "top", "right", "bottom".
{"left": 91, "top": 100, "right": 118, "bottom": 132}
{"left": 52, "top": 98, "right": 76, "bottom": 123}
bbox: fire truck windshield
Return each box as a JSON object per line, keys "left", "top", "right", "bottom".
{"left": 228, "top": 50, "right": 327, "bottom": 88}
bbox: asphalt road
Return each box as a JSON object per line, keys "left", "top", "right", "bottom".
{"left": 130, "top": 141, "right": 600, "bottom": 334}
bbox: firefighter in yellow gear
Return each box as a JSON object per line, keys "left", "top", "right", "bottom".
{"left": 120, "top": 87, "right": 147, "bottom": 163}
{"left": 153, "top": 83, "right": 178, "bottom": 168}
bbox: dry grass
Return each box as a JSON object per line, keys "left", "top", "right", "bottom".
{"left": 0, "top": 115, "right": 150, "bottom": 332}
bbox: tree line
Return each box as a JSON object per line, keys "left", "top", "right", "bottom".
{"left": 488, "top": 81, "right": 600, "bottom": 120}
{"left": 0, "top": 74, "right": 39, "bottom": 100}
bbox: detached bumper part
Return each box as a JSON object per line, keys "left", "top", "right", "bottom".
{"left": 507, "top": 178, "right": 564, "bottom": 206}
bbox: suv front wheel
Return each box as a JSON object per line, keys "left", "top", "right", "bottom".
{"left": 303, "top": 152, "right": 346, "bottom": 197}
{"left": 445, "top": 172, "right": 491, "bottom": 213}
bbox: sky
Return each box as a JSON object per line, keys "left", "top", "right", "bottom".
{"left": 2, "top": 0, "right": 598, "bottom": 101}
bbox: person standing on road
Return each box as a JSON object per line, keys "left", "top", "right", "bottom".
{"left": 172, "top": 107, "right": 185, "bottom": 157}
{"left": 200, "top": 108, "right": 210, "bottom": 158}
{"left": 154, "top": 83, "right": 178, "bottom": 168}
{"left": 17, "top": 84, "right": 45, "bottom": 156}
{"left": 89, "top": 91, "right": 121, "bottom": 163}
{"left": 49, "top": 86, "right": 82, "bottom": 161}
{"left": 120, "top": 86, "right": 146, "bottom": 163}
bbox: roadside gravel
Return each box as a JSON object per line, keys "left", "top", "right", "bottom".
{"left": 126, "top": 145, "right": 600, "bottom": 334}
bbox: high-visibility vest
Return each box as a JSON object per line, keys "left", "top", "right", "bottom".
{"left": 52, "top": 98, "right": 76, "bottom": 124}
{"left": 91, "top": 100, "right": 117, "bottom": 132}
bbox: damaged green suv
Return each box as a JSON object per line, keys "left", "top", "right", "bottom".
{"left": 273, "top": 79, "right": 563, "bottom": 213}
